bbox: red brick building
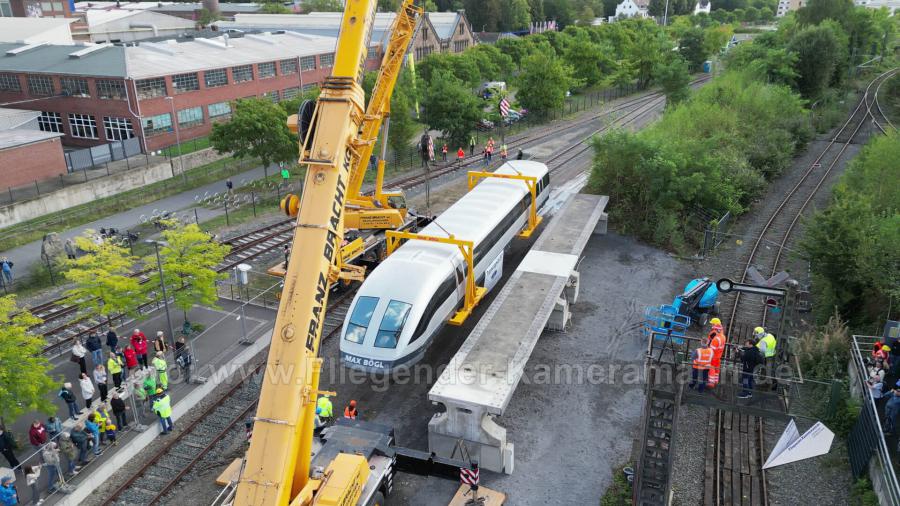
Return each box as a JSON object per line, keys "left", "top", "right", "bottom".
{"left": 0, "top": 130, "right": 66, "bottom": 187}
{"left": 0, "top": 32, "right": 381, "bottom": 152}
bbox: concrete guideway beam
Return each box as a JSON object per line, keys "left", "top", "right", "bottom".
{"left": 428, "top": 193, "right": 609, "bottom": 473}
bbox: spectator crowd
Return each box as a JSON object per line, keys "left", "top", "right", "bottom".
{"left": 0, "top": 327, "right": 194, "bottom": 505}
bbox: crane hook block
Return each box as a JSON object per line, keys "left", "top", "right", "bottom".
{"left": 281, "top": 194, "right": 301, "bottom": 217}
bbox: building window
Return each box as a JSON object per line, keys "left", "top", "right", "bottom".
{"left": 0, "top": 73, "right": 21, "bottom": 92}
{"left": 177, "top": 106, "right": 203, "bottom": 128}
{"left": 142, "top": 113, "right": 172, "bottom": 136}
{"left": 280, "top": 58, "right": 298, "bottom": 75}
{"left": 300, "top": 56, "right": 316, "bottom": 71}
{"left": 261, "top": 90, "right": 279, "bottom": 103}
{"left": 28, "top": 75, "right": 54, "bottom": 96}
{"left": 136, "top": 77, "right": 166, "bottom": 99}
{"left": 319, "top": 53, "right": 334, "bottom": 68}
{"left": 103, "top": 117, "right": 134, "bottom": 141}
{"left": 60, "top": 77, "right": 90, "bottom": 98}
{"left": 96, "top": 79, "right": 126, "bottom": 99}
{"left": 0, "top": 0, "right": 12, "bottom": 16}
{"left": 282, "top": 87, "right": 300, "bottom": 100}
{"left": 68, "top": 113, "right": 98, "bottom": 139}
{"left": 258, "top": 62, "right": 276, "bottom": 79}
{"left": 422, "top": 27, "right": 428, "bottom": 40}
{"left": 38, "top": 111, "right": 63, "bottom": 133}
{"left": 208, "top": 101, "right": 231, "bottom": 120}
{"left": 459, "top": 23, "right": 464, "bottom": 34}
{"left": 454, "top": 40, "right": 468, "bottom": 52}
{"left": 204, "top": 68, "right": 228, "bottom": 88}
{"left": 367, "top": 47, "right": 378, "bottom": 60}
{"left": 172, "top": 72, "right": 199, "bottom": 93}
{"left": 302, "top": 83, "right": 318, "bottom": 92}
{"left": 232, "top": 65, "right": 253, "bottom": 83}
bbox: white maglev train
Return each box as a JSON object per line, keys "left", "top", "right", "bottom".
{"left": 340, "top": 160, "right": 550, "bottom": 372}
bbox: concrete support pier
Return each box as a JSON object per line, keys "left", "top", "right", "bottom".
{"left": 428, "top": 193, "right": 609, "bottom": 473}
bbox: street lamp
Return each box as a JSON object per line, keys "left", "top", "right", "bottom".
{"left": 164, "top": 97, "right": 184, "bottom": 175}
{"left": 146, "top": 239, "right": 176, "bottom": 350}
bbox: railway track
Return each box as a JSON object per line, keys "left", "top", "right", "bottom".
{"left": 28, "top": 82, "right": 705, "bottom": 355}
{"left": 101, "top": 288, "right": 357, "bottom": 506}
{"left": 698, "top": 69, "right": 897, "bottom": 506}
{"left": 869, "top": 68, "right": 897, "bottom": 133}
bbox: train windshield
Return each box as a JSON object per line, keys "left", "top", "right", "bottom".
{"left": 374, "top": 300, "right": 412, "bottom": 349}
{"left": 345, "top": 296, "right": 378, "bottom": 344}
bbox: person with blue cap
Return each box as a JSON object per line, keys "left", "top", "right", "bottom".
{"left": 0, "top": 475, "right": 17, "bottom": 506}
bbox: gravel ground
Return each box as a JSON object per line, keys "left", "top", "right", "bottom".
{"left": 669, "top": 93, "right": 872, "bottom": 506}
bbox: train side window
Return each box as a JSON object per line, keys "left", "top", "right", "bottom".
{"left": 344, "top": 296, "right": 379, "bottom": 344}
{"left": 410, "top": 275, "right": 455, "bottom": 344}
{"left": 374, "top": 300, "right": 413, "bottom": 349}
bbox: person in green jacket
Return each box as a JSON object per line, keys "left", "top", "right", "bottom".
{"left": 152, "top": 389, "right": 174, "bottom": 434}
{"left": 316, "top": 395, "right": 334, "bottom": 424}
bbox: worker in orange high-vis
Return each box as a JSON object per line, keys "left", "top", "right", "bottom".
{"left": 708, "top": 329, "right": 726, "bottom": 387}
{"left": 344, "top": 399, "right": 359, "bottom": 420}
{"left": 690, "top": 338, "right": 714, "bottom": 393}
{"left": 710, "top": 317, "right": 724, "bottom": 334}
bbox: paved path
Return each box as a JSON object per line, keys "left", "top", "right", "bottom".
{"left": 1, "top": 164, "right": 274, "bottom": 276}
{"left": 1, "top": 298, "right": 276, "bottom": 505}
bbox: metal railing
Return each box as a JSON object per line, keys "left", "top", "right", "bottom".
{"left": 850, "top": 334, "right": 900, "bottom": 506}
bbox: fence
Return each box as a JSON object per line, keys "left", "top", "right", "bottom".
{"left": 700, "top": 210, "right": 732, "bottom": 258}
{"left": 64, "top": 137, "right": 143, "bottom": 172}
{"left": 849, "top": 334, "right": 900, "bottom": 506}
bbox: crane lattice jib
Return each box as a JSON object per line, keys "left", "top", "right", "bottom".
{"left": 345, "top": 0, "right": 422, "bottom": 206}
{"left": 232, "top": 0, "right": 377, "bottom": 504}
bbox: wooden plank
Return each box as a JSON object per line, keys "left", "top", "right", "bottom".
{"left": 724, "top": 410, "right": 733, "bottom": 431}
{"left": 704, "top": 412, "right": 717, "bottom": 506}
{"left": 733, "top": 424, "right": 743, "bottom": 479}
{"left": 723, "top": 468, "right": 733, "bottom": 506}
{"left": 750, "top": 476, "right": 763, "bottom": 506}
{"left": 724, "top": 424, "right": 734, "bottom": 471}
{"left": 216, "top": 458, "right": 242, "bottom": 486}
{"left": 449, "top": 485, "right": 506, "bottom": 506}
{"left": 740, "top": 413, "right": 748, "bottom": 434}
{"left": 732, "top": 470, "right": 741, "bottom": 506}
{"left": 741, "top": 474, "right": 752, "bottom": 506}
{"left": 741, "top": 431, "right": 751, "bottom": 475}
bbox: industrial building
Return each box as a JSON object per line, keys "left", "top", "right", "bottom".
{"left": 0, "top": 17, "right": 74, "bottom": 43}
{"left": 0, "top": 32, "right": 381, "bottom": 152}
{"left": 0, "top": 107, "right": 67, "bottom": 187}
{"left": 215, "top": 11, "right": 477, "bottom": 61}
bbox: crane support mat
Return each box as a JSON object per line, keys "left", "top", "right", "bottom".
{"left": 428, "top": 193, "right": 609, "bottom": 473}
{"left": 448, "top": 484, "right": 506, "bottom": 505}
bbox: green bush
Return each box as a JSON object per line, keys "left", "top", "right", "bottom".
{"left": 600, "top": 465, "right": 633, "bottom": 506}
{"left": 851, "top": 478, "right": 879, "bottom": 506}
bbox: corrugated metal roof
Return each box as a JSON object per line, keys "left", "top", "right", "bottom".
{"left": 0, "top": 42, "right": 127, "bottom": 77}
{"left": 0, "top": 108, "right": 40, "bottom": 131}
{"left": 124, "top": 32, "right": 340, "bottom": 78}
{"left": 155, "top": 2, "right": 261, "bottom": 12}
{"left": 0, "top": 18, "right": 76, "bottom": 44}
{"left": 426, "top": 12, "right": 460, "bottom": 40}
{"left": 0, "top": 129, "right": 62, "bottom": 150}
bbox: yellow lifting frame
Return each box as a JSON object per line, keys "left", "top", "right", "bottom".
{"left": 467, "top": 171, "right": 543, "bottom": 238}
{"left": 385, "top": 230, "right": 486, "bottom": 326}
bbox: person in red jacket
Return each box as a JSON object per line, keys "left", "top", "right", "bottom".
{"left": 29, "top": 420, "right": 48, "bottom": 449}
{"left": 131, "top": 329, "right": 149, "bottom": 368}
{"left": 123, "top": 345, "right": 139, "bottom": 374}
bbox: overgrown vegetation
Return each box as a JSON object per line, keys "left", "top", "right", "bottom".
{"left": 0, "top": 296, "right": 57, "bottom": 423}
{"left": 801, "top": 132, "right": 900, "bottom": 330}
{"left": 600, "top": 465, "right": 633, "bottom": 506}
{"left": 850, "top": 478, "right": 879, "bottom": 506}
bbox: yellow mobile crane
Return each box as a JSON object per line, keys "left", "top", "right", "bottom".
{"left": 233, "top": 0, "right": 429, "bottom": 505}
{"left": 274, "top": 0, "right": 423, "bottom": 283}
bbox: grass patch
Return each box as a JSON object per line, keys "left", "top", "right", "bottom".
{"left": 0, "top": 156, "right": 260, "bottom": 253}
{"left": 600, "top": 464, "right": 633, "bottom": 506}
{"left": 160, "top": 136, "right": 211, "bottom": 157}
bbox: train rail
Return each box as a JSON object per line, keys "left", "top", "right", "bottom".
{"left": 700, "top": 69, "right": 897, "bottom": 506}
{"left": 100, "top": 288, "right": 357, "bottom": 506}
{"left": 868, "top": 68, "right": 897, "bottom": 133}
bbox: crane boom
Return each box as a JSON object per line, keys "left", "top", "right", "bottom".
{"left": 233, "top": 0, "right": 377, "bottom": 503}
{"left": 344, "top": 0, "right": 422, "bottom": 228}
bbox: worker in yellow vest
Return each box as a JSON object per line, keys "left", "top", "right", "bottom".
{"left": 316, "top": 395, "right": 334, "bottom": 424}
{"left": 153, "top": 351, "right": 168, "bottom": 391}
{"left": 152, "top": 389, "right": 174, "bottom": 434}
{"left": 107, "top": 353, "right": 124, "bottom": 390}
{"left": 754, "top": 327, "right": 778, "bottom": 390}
{"left": 690, "top": 338, "right": 714, "bottom": 393}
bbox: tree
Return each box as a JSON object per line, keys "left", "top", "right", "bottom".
{"left": 421, "top": 70, "right": 483, "bottom": 146}
{"left": 279, "top": 86, "right": 321, "bottom": 117}
{"left": 622, "top": 20, "right": 671, "bottom": 88}
{"left": 196, "top": 8, "right": 219, "bottom": 27}
{"left": 259, "top": 2, "right": 291, "bottom": 13}
{"left": 464, "top": 0, "right": 502, "bottom": 31}
{"left": 64, "top": 232, "right": 145, "bottom": 326}
{"left": 679, "top": 27, "right": 708, "bottom": 69}
{"left": 543, "top": 0, "right": 575, "bottom": 26}
{"left": 528, "top": 0, "right": 545, "bottom": 21}
{"left": 386, "top": 68, "right": 419, "bottom": 156}
{"left": 516, "top": 52, "right": 580, "bottom": 118}
{"left": 0, "top": 296, "right": 57, "bottom": 424}
{"left": 655, "top": 57, "right": 691, "bottom": 106}
{"left": 788, "top": 24, "right": 841, "bottom": 97}
{"left": 150, "top": 224, "right": 230, "bottom": 321}
{"left": 562, "top": 32, "right": 612, "bottom": 87}
{"left": 501, "top": 0, "right": 532, "bottom": 30}
{"left": 796, "top": 0, "right": 852, "bottom": 26}
{"left": 210, "top": 98, "right": 297, "bottom": 175}
{"left": 303, "top": 0, "right": 344, "bottom": 11}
